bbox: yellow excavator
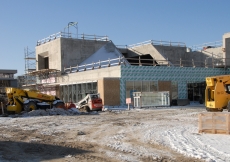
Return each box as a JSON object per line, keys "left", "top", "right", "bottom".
{"left": 205, "top": 75, "right": 230, "bottom": 112}
{"left": 5, "top": 87, "right": 65, "bottom": 114}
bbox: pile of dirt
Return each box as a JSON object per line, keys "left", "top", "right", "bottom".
{"left": 20, "top": 108, "right": 82, "bottom": 117}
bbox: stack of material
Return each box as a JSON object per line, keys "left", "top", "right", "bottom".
{"left": 198, "top": 112, "right": 230, "bottom": 134}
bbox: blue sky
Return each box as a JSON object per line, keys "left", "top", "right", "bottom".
{"left": 0, "top": 0, "right": 230, "bottom": 76}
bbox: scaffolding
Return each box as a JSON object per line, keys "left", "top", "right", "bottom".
{"left": 26, "top": 69, "right": 61, "bottom": 96}
{"left": 19, "top": 47, "right": 60, "bottom": 97}
{"left": 17, "top": 47, "right": 37, "bottom": 88}
{"left": 25, "top": 47, "right": 36, "bottom": 74}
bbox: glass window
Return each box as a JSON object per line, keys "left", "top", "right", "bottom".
{"left": 78, "top": 94, "right": 82, "bottom": 102}
{"left": 60, "top": 86, "right": 64, "bottom": 100}
{"left": 86, "top": 83, "right": 92, "bottom": 93}
{"left": 64, "top": 85, "right": 68, "bottom": 103}
{"left": 68, "top": 85, "right": 72, "bottom": 102}
{"left": 72, "top": 84, "right": 77, "bottom": 103}
{"left": 171, "top": 81, "right": 178, "bottom": 99}
{"left": 92, "top": 82, "right": 97, "bottom": 93}
{"left": 81, "top": 83, "right": 86, "bottom": 97}
{"left": 126, "top": 81, "right": 134, "bottom": 98}
{"left": 142, "top": 81, "right": 150, "bottom": 92}
{"left": 77, "top": 84, "right": 81, "bottom": 94}
{"left": 134, "top": 81, "right": 142, "bottom": 92}
{"left": 150, "top": 81, "right": 158, "bottom": 91}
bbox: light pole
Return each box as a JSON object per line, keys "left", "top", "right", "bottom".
{"left": 64, "top": 22, "right": 78, "bottom": 38}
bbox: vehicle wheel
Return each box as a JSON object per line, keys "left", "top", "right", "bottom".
{"left": 84, "top": 106, "right": 90, "bottom": 112}
{"left": 218, "top": 108, "right": 223, "bottom": 112}
{"left": 55, "top": 102, "right": 65, "bottom": 109}
{"left": 24, "top": 101, "right": 37, "bottom": 112}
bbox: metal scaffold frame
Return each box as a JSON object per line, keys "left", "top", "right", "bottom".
{"left": 26, "top": 69, "right": 60, "bottom": 94}
{"left": 25, "top": 47, "right": 36, "bottom": 74}
{"left": 17, "top": 47, "right": 37, "bottom": 88}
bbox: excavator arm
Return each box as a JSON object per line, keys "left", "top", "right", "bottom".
{"left": 5, "top": 87, "right": 65, "bottom": 114}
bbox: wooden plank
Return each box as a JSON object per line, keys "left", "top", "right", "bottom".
{"left": 227, "top": 114, "right": 230, "bottom": 134}
{"left": 198, "top": 114, "right": 202, "bottom": 133}
{"left": 200, "top": 129, "right": 228, "bottom": 134}
{"left": 198, "top": 112, "right": 230, "bottom": 135}
{"left": 201, "top": 120, "right": 226, "bottom": 125}
{"left": 212, "top": 113, "right": 215, "bottom": 134}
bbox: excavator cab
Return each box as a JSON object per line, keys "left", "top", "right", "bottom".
{"left": 205, "top": 75, "right": 230, "bottom": 112}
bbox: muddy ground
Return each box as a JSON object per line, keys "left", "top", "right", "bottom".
{"left": 0, "top": 106, "right": 205, "bottom": 162}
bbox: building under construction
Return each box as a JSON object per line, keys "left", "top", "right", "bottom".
{"left": 21, "top": 26, "right": 230, "bottom": 106}
{"left": 0, "top": 69, "right": 17, "bottom": 106}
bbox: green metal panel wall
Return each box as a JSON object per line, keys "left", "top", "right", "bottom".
{"left": 120, "top": 65, "right": 230, "bottom": 105}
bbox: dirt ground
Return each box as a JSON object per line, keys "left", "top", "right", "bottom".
{"left": 0, "top": 106, "right": 205, "bottom": 162}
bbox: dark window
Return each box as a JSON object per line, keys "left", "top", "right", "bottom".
{"left": 44, "top": 57, "right": 49, "bottom": 69}
{"left": 225, "top": 84, "right": 230, "bottom": 94}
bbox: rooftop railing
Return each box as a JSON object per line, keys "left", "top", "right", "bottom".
{"left": 64, "top": 56, "right": 229, "bottom": 74}
{"left": 190, "top": 40, "right": 223, "bottom": 51}
{"left": 37, "top": 32, "right": 109, "bottom": 46}
{"left": 64, "top": 57, "right": 126, "bottom": 73}
{"left": 116, "top": 40, "right": 186, "bottom": 49}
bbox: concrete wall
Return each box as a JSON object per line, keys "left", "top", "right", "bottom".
{"left": 128, "top": 44, "right": 188, "bottom": 66}
{"left": 154, "top": 45, "right": 187, "bottom": 65}
{"left": 225, "top": 38, "right": 230, "bottom": 67}
{"left": 98, "top": 78, "right": 120, "bottom": 105}
{"left": 202, "top": 47, "right": 223, "bottom": 58}
{"left": 126, "top": 44, "right": 224, "bottom": 68}
{"left": 223, "top": 32, "right": 230, "bottom": 67}
{"left": 36, "top": 39, "right": 61, "bottom": 71}
{"left": 36, "top": 38, "right": 108, "bottom": 73}
{"left": 185, "top": 51, "right": 207, "bottom": 67}
{"left": 60, "top": 38, "right": 108, "bottom": 72}
{"left": 58, "top": 66, "right": 121, "bottom": 84}
{"left": 128, "top": 44, "right": 166, "bottom": 63}
{"left": 185, "top": 47, "right": 224, "bottom": 68}
{"left": 223, "top": 32, "right": 230, "bottom": 48}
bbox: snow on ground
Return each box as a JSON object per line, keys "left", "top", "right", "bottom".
{"left": 100, "top": 103, "right": 230, "bottom": 162}
{"left": 0, "top": 103, "right": 230, "bottom": 161}
{"left": 141, "top": 105, "right": 230, "bottom": 162}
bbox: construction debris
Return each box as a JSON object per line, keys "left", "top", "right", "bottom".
{"left": 17, "top": 107, "right": 98, "bottom": 117}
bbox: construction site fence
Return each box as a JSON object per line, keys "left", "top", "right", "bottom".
{"left": 37, "top": 32, "right": 109, "bottom": 45}
{"left": 198, "top": 112, "right": 230, "bottom": 134}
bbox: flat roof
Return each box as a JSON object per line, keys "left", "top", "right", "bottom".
{"left": 28, "top": 69, "right": 59, "bottom": 75}
{"left": 0, "top": 69, "right": 17, "bottom": 74}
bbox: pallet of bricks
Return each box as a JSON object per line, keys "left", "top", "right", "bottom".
{"left": 198, "top": 112, "right": 230, "bottom": 134}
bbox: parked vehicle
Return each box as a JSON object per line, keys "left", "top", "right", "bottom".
{"left": 77, "top": 93, "right": 102, "bottom": 112}
{"left": 205, "top": 75, "right": 230, "bottom": 112}
{"left": 5, "top": 87, "right": 65, "bottom": 114}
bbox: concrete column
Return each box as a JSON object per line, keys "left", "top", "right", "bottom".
{"left": 223, "top": 33, "right": 230, "bottom": 67}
